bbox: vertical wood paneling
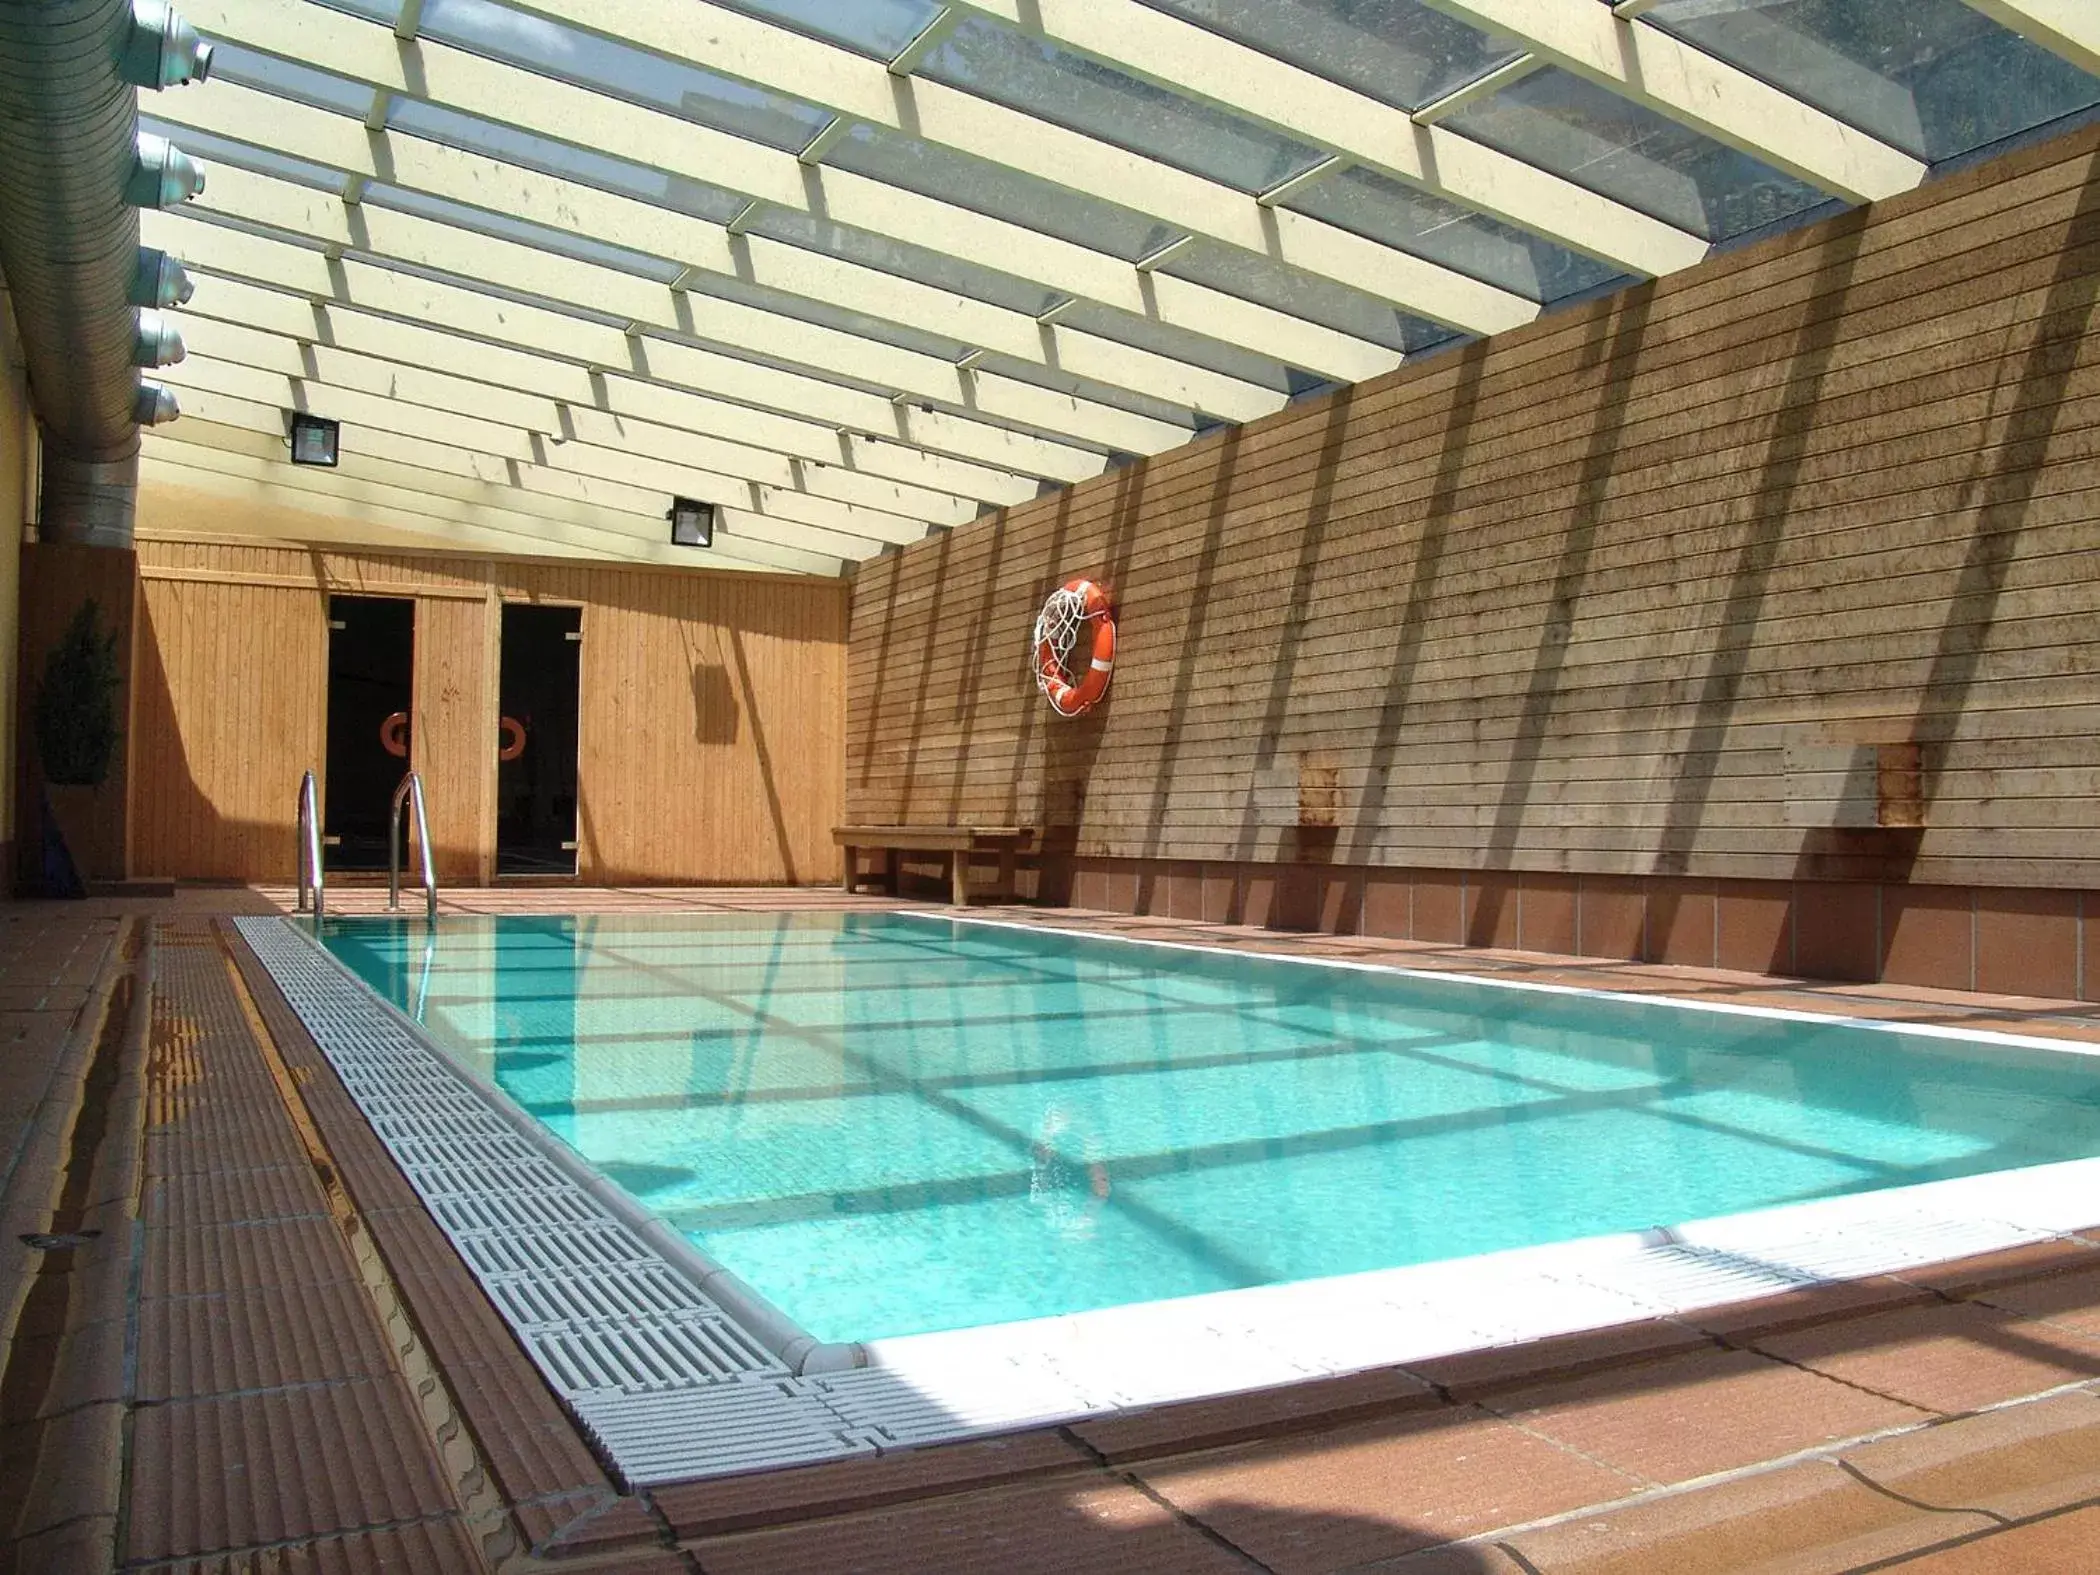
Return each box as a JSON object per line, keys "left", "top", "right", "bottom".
{"left": 846, "top": 126, "right": 2100, "bottom": 892}
{"left": 127, "top": 536, "right": 846, "bottom": 884}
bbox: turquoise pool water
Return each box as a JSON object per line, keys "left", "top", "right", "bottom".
{"left": 320, "top": 911, "right": 2100, "bottom": 1343}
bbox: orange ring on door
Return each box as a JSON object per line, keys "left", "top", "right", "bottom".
{"left": 498, "top": 715, "right": 527, "bottom": 761}
{"left": 379, "top": 711, "right": 409, "bottom": 758}
{"left": 1031, "top": 578, "right": 1116, "bottom": 719}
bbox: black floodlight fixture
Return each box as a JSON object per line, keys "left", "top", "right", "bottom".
{"left": 669, "top": 496, "right": 715, "bottom": 548}
{"left": 126, "top": 132, "right": 205, "bottom": 208}
{"left": 121, "top": 0, "right": 215, "bottom": 88}
{"left": 289, "top": 412, "right": 340, "bottom": 467}
{"left": 130, "top": 247, "right": 195, "bottom": 308}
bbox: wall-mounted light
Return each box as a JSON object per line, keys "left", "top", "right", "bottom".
{"left": 135, "top": 383, "right": 181, "bottom": 425}
{"left": 126, "top": 132, "right": 205, "bottom": 207}
{"left": 121, "top": 0, "right": 214, "bottom": 89}
{"left": 131, "top": 247, "right": 195, "bottom": 308}
{"left": 133, "top": 309, "right": 185, "bottom": 368}
{"left": 668, "top": 496, "right": 714, "bottom": 548}
{"left": 289, "top": 412, "right": 339, "bottom": 467}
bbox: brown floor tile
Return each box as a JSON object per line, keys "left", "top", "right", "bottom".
{"left": 1970, "top": 1263, "right": 2100, "bottom": 1338}
{"left": 656, "top": 1429, "right": 1095, "bottom": 1536}
{"left": 1899, "top": 1236, "right": 2100, "bottom": 1298}
{"left": 1070, "top": 1367, "right": 1440, "bottom": 1464}
{"left": 440, "top": 1360, "right": 609, "bottom": 1503}
{"left": 1490, "top": 1346, "right": 1929, "bottom": 1486}
{"left": 515, "top": 1486, "right": 664, "bottom": 1555}
{"left": 1688, "top": 1275, "right": 1940, "bottom": 1342}
{"left": 1133, "top": 1404, "right": 1638, "bottom": 1574}
{"left": 1751, "top": 1301, "right": 2100, "bottom": 1415}
{"left": 1410, "top": 1321, "right": 1711, "bottom": 1401}
{"left": 140, "top": 1164, "right": 327, "bottom": 1230}
{"left": 1484, "top": 1458, "right": 1992, "bottom": 1575}
{"left": 1838, "top": 1388, "right": 2100, "bottom": 1524}
{"left": 140, "top": 1215, "right": 358, "bottom": 1300}
{"left": 142, "top": 1515, "right": 484, "bottom": 1572}
{"left": 691, "top": 1474, "right": 1250, "bottom": 1575}
{"left": 1891, "top": 1505, "right": 2100, "bottom": 1572}
{"left": 138, "top": 1280, "right": 393, "bottom": 1401}
{"left": 126, "top": 1376, "right": 457, "bottom": 1561}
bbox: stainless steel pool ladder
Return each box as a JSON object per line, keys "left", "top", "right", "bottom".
{"left": 389, "top": 770, "right": 439, "bottom": 923}
{"left": 296, "top": 769, "right": 324, "bottom": 919}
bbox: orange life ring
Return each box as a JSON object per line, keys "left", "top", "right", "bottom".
{"left": 379, "top": 711, "right": 409, "bottom": 758}
{"left": 498, "top": 715, "right": 527, "bottom": 761}
{"left": 1032, "top": 578, "right": 1116, "bottom": 719}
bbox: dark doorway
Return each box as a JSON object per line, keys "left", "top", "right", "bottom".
{"left": 498, "top": 603, "right": 582, "bottom": 876}
{"left": 325, "top": 595, "right": 415, "bottom": 871}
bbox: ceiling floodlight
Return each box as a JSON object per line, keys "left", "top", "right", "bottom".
{"left": 289, "top": 412, "right": 340, "bottom": 467}
{"left": 668, "top": 496, "right": 715, "bottom": 548}
{"left": 130, "top": 247, "right": 194, "bottom": 308}
{"left": 127, "top": 133, "right": 205, "bottom": 208}
{"left": 134, "top": 382, "right": 181, "bottom": 425}
{"left": 133, "top": 310, "right": 185, "bottom": 368}
{"left": 121, "top": 0, "right": 214, "bottom": 88}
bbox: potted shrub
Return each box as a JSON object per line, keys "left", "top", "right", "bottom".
{"left": 33, "top": 599, "right": 121, "bottom": 897}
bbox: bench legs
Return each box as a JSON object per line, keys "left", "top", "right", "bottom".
{"left": 841, "top": 845, "right": 858, "bottom": 894}
{"left": 950, "top": 850, "right": 970, "bottom": 907}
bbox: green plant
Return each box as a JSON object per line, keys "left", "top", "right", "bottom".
{"left": 35, "top": 599, "right": 121, "bottom": 787}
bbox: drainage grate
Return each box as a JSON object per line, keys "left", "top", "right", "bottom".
{"left": 235, "top": 916, "right": 850, "bottom": 1486}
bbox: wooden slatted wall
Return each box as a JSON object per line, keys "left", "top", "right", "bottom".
{"left": 127, "top": 537, "right": 846, "bottom": 884}
{"left": 845, "top": 125, "right": 2100, "bottom": 894}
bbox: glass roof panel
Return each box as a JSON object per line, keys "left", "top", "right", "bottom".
{"left": 384, "top": 100, "right": 753, "bottom": 225}
{"left": 1158, "top": 239, "right": 1458, "bottom": 355}
{"left": 417, "top": 0, "right": 831, "bottom": 152}
{"left": 1138, "top": 0, "right": 1526, "bottom": 112}
{"left": 1443, "top": 67, "right": 1830, "bottom": 242}
{"left": 745, "top": 210, "right": 1064, "bottom": 317}
{"left": 138, "top": 117, "right": 345, "bottom": 192}
{"left": 1053, "top": 300, "right": 1299, "bottom": 394}
{"left": 1633, "top": 0, "right": 2100, "bottom": 164}
{"left": 314, "top": 0, "right": 402, "bottom": 21}
{"left": 707, "top": 0, "right": 946, "bottom": 61}
{"left": 368, "top": 184, "right": 684, "bottom": 282}
{"left": 975, "top": 353, "right": 1198, "bottom": 431}
{"left": 210, "top": 41, "right": 377, "bottom": 117}
{"left": 824, "top": 123, "right": 1181, "bottom": 262}
{"left": 921, "top": 15, "right": 1330, "bottom": 194}
{"left": 690, "top": 270, "right": 974, "bottom": 363}
{"left": 1285, "top": 164, "right": 1628, "bottom": 301}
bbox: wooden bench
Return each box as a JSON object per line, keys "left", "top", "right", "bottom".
{"left": 834, "top": 825, "right": 1033, "bottom": 907}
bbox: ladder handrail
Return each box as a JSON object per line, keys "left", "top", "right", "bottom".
{"left": 295, "top": 769, "right": 324, "bottom": 919}
{"left": 389, "top": 770, "right": 438, "bottom": 923}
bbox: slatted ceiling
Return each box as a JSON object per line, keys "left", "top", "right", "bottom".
{"left": 844, "top": 127, "right": 2100, "bottom": 890}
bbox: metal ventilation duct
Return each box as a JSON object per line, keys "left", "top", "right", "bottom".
{"left": 0, "top": 0, "right": 207, "bottom": 547}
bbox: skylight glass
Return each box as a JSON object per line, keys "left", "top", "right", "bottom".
{"left": 1444, "top": 67, "right": 1831, "bottom": 242}
{"left": 384, "top": 100, "right": 753, "bottom": 226}
{"left": 1284, "top": 164, "right": 1628, "bottom": 301}
{"left": 746, "top": 210, "right": 1065, "bottom": 318}
{"left": 691, "top": 271, "right": 974, "bottom": 363}
{"left": 921, "top": 15, "right": 1330, "bottom": 194}
{"left": 1139, "top": 0, "right": 1527, "bottom": 112}
{"left": 417, "top": 0, "right": 831, "bottom": 152}
{"left": 138, "top": 118, "right": 344, "bottom": 193}
{"left": 824, "top": 123, "right": 1181, "bottom": 263}
{"left": 708, "top": 0, "right": 946, "bottom": 62}
{"left": 209, "top": 41, "right": 376, "bottom": 117}
{"left": 1632, "top": 0, "right": 2100, "bottom": 164}
{"left": 1053, "top": 300, "right": 1301, "bottom": 394}
{"left": 369, "top": 184, "right": 684, "bottom": 282}
{"left": 975, "top": 353, "right": 1199, "bottom": 432}
{"left": 1159, "top": 239, "right": 1459, "bottom": 355}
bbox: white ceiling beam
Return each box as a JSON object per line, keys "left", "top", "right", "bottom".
{"left": 142, "top": 207, "right": 1108, "bottom": 485}
{"left": 951, "top": 0, "right": 1704, "bottom": 277}
{"left": 174, "top": 273, "right": 1038, "bottom": 509}
{"left": 148, "top": 398, "right": 856, "bottom": 573}
{"left": 150, "top": 83, "right": 1285, "bottom": 424}
{"left": 176, "top": 312, "right": 983, "bottom": 527}
{"left": 181, "top": 0, "right": 1403, "bottom": 384}
{"left": 157, "top": 350, "right": 929, "bottom": 549}
{"left": 142, "top": 439, "right": 836, "bottom": 574}
{"left": 1410, "top": 0, "right": 1925, "bottom": 204}
{"left": 1961, "top": 0, "right": 2100, "bottom": 76}
{"left": 185, "top": 163, "right": 1189, "bottom": 459}
{"left": 483, "top": 0, "right": 1540, "bottom": 335}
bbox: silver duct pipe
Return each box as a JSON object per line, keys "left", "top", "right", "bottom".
{"left": 0, "top": 0, "right": 207, "bottom": 546}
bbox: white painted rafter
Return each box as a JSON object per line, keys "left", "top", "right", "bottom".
{"left": 1409, "top": 0, "right": 1926, "bottom": 204}
{"left": 181, "top": 0, "right": 1402, "bottom": 385}
{"left": 146, "top": 83, "right": 1290, "bottom": 423}
{"left": 1961, "top": 0, "right": 2100, "bottom": 77}
{"left": 948, "top": 0, "right": 1705, "bottom": 276}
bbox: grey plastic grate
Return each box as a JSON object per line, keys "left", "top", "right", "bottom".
{"left": 235, "top": 916, "right": 846, "bottom": 1487}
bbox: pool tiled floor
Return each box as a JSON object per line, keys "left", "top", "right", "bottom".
{"left": 9, "top": 891, "right": 2100, "bottom": 1571}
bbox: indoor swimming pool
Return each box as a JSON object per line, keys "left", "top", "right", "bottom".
{"left": 319, "top": 910, "right": 2100, "bottom": 1345}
